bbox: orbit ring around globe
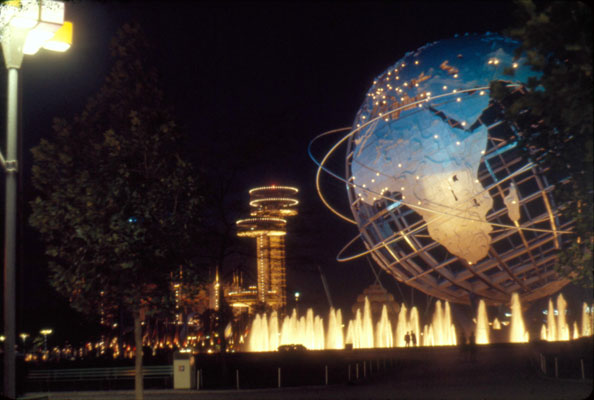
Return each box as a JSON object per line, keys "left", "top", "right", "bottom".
{"left": 308, "top": 86, "right": 571, "bottom": 264}
{"left": 307, "top": 33, "right": 575, "bottom": 305}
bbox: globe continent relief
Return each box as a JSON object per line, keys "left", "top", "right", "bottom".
{"left": 347, "top": 34, "right": 572, "bottom": 305}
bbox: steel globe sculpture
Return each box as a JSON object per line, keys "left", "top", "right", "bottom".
{"left": 311, "top": 33, "right": 574, "bottom": 305}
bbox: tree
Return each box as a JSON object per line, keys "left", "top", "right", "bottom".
{"left": 29, "top": 23, "right": 203, "bottom": 400}
{"left": 490, "top": 0, "right": 593, "bottom": 287}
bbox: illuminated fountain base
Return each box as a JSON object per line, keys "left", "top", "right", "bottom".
{"left": 248, "top": 296, "right": 456, "bottom": 352}
{"left": 540, "top": 293, "right": 593, "bottom": 341}
{"left": 246, "top": 294, "right": 593, "bottom": 352}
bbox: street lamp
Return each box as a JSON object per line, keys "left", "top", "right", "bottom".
{"left": 20, "top": 332, "right": 29, "bottom": 350}
{"left": 40, "top": 328, "right": 53, "bottom": 352}
{"left": 1, "top": 1, "right": 72, "bottom": 397}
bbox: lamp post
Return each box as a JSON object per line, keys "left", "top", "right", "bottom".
{"left": 1, "top": 1, "right": 72, "bottom": 397}
{"left": 294, "top": 291, "right": 300, "bottom": 312}
{"left": 40, "top": 328, "right": 52, "bottom": 352}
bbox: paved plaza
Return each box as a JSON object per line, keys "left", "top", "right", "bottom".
{"left": 24, "top": 375, "right": 592, "bottom": 400}
{"left": 24, "top": 346, "right": 593, "bottom": 400}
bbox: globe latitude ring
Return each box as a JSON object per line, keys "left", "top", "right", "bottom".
{"left": 310, "top": 33, "right": 575, "bottom": 305}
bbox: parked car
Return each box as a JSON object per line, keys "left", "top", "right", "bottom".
{"left": 278, "top": 344, "right": 307, "bottom": 352}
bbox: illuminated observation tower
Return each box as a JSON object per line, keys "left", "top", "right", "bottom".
{"left": 236, "top": 186, "right": 298, "bottom": 311}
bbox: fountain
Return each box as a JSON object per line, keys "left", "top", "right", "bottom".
{"left": 475, "top": 299, "right": 490, "bottom": 344}
{"left": 326, "top": 308, "right": 344, "bottom": 349}
{"left": 279, "top": 310, "right": 292, "bottom": 345}
{"left": 246, "top": 293, "right": 592, "bottom": 352}
{"left": 542, "top": 294, "right": 569, "bottom": 341}
{"left": 509, "top": 293, "right": 529, "bottom": 343}
{"left": 248, "top": 314, "right": 269, "bottom": 352}
{"left": 422, "top": 300, "right": 456, "bottom": 346}
{"left": 248, "top": 296, "right": 456, "bottom": 351}
{"left": 304, "top": 309, "right": 315, "bottom": 349}
{"left": 361, "top": 297, "right": 374, "bottom": 348}
{"left": 351, "top": 308, "right": 362, "bottom": 348}
{"left": 557, "top": 294, "right": 570, "bottom": 341}
{"left": 395, "top": 303, "right": 409, "bottom": 347}
{"left": 315, "top": 315, "right": 325, "bottom": 349}
{"left": 262, "top": 313, "right": 270, "bottom": 350}
{"left": 540, "top": 294, "right": 594, "bottom": 342}
{"left": 409, "top": 306, "right": 421, "bottom": 345}
{"left": 345, "top": 319, "right": 353, "bottom": 347}
{"left": 269, "top": 311, "right": 279, "bottom": 351}
{"left": 391, "top": 300, "right": 455, "bottom": 347}
{"left": 582, "top": 303, "right": 594, "bottom": 336}
{"left": 492, "top": 317, "right": 501, "bottom": 330}
{"left": 375, "top": 305, "right": 393, "bottom": 348}
{"left": 546, "top": 297, "right": 557, "bottom": 341}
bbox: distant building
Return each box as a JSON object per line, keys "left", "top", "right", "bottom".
{"left": 352, "top": 282, "right": 400, "bottom": 322}
{"left": 208, "top": 268, "right": 221, "bottom": 311}
{"left": 227, "top": 185, "right": 299, "bottom": 314}
{"left": 222, "top": 268, "right": 258, "bottom": 314}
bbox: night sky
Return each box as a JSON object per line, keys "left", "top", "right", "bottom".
{"left": 1, "top": 0, "right": 522, "bottom": 344}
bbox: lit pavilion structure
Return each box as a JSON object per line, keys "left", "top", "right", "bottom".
{"left": 233, "top": 185, "right": 298, "bottom": 312}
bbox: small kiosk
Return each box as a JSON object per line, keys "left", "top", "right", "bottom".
{"left": 173, "top": 350, "right": 195, "bottom": 389}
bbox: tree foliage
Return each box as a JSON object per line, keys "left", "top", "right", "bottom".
{"left": 490, "top": 1, "right": 593, "bottom": 287}
{"left": 29, "top": 22, "right": 203, "bottom": 330}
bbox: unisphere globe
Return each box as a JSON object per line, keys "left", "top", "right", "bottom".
{"left": 346, "top": 33, "right": 572, "bottom": 305}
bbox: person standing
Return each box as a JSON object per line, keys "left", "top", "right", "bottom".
{"left": 469, "top": 331, "right": 476, "bottom": 362}
{"left": 405, "top": 331, "right": 411, "bottom": 347}
{"left": 411, "top": 331, "right": 417, "bottom": 346}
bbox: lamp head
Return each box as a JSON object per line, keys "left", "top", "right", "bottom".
{"left": 42, "top": 20, "right": 71, "bottom": 52}
{"left": 1, "top": 0, "right": 70, "bottom": 67}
